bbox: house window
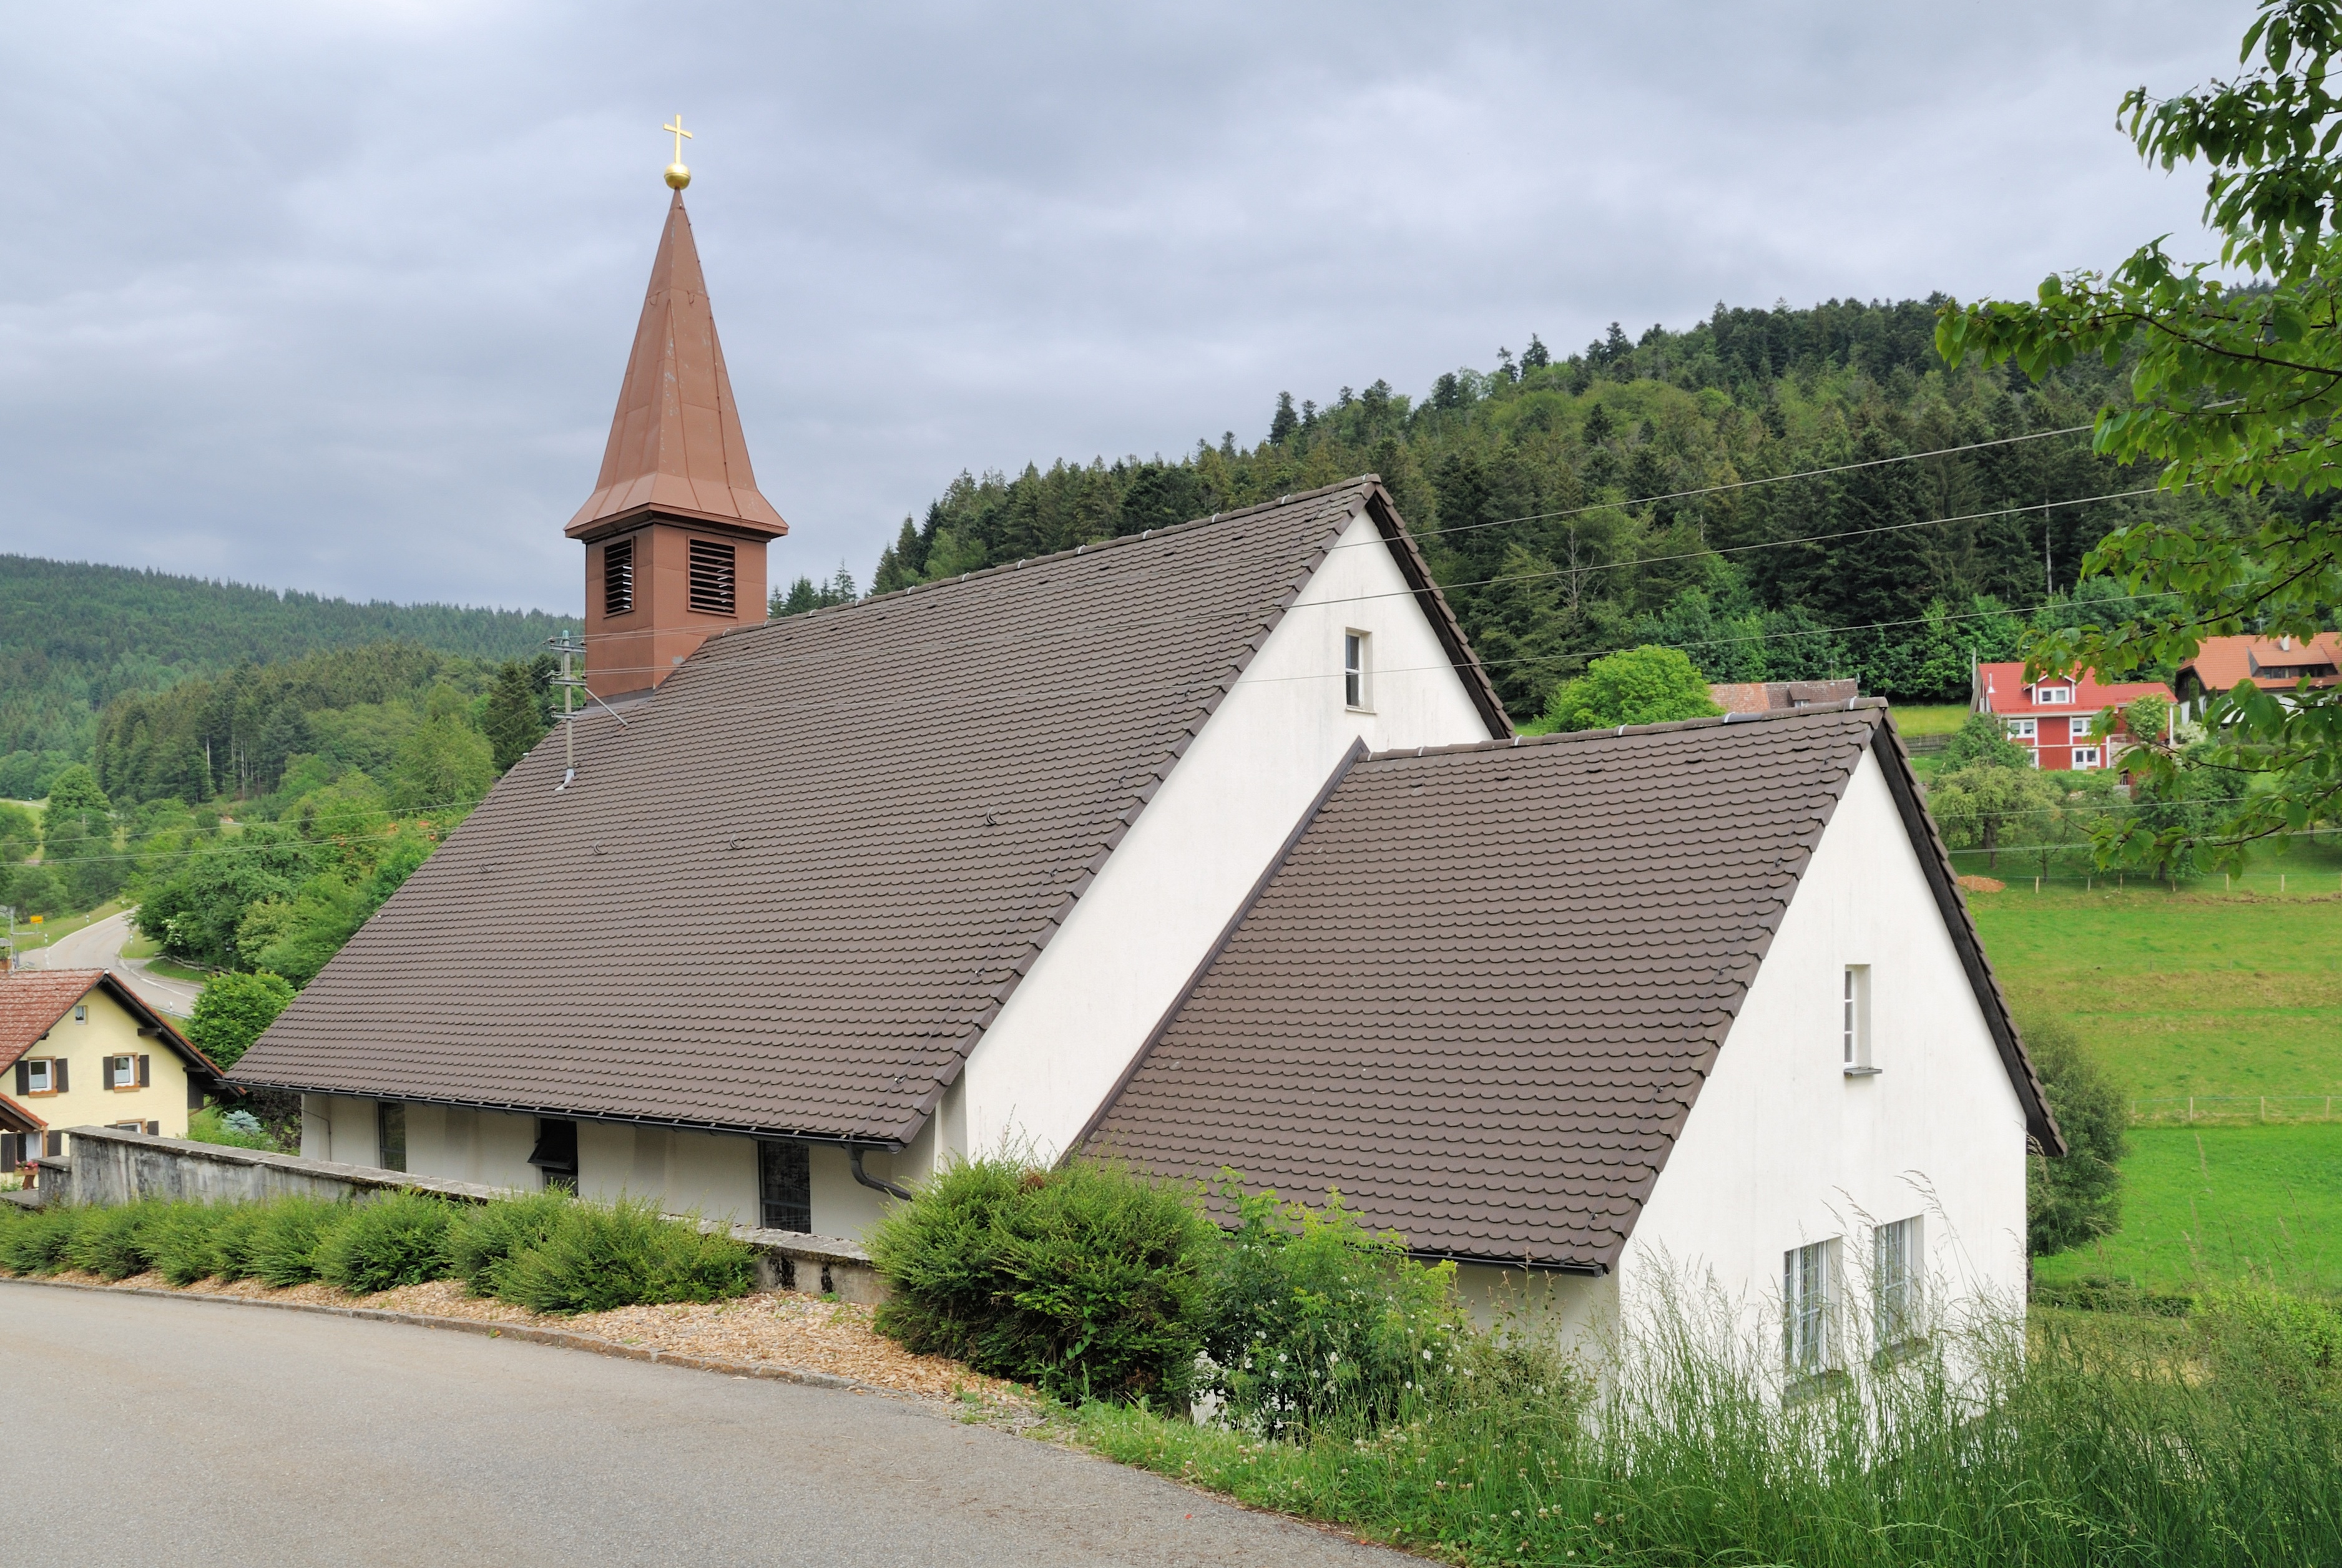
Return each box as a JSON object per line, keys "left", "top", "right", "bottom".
{"left": 1343, "top": 630, "right": 1372, "bottom": 710}
{"left": 528, "top": 1117, "right": 579, "bottom": 1192}
{"left": 758, "top": 1139, "right": 812, "bottom": 1233}
{"left": 1784, "top": 1240, "right": 1837, "bottom": 1376}
{"left": 73, "top": 1004, "right": 87, "bottom": 1023}
{"left": 2035, "top": 685, "right": 2073, "bottom": 704}
{"left": 1874, "top": 1217, "right": 1922, "bottom": 1353}
{"left": 18, "top": 1058, "right": 55, "bottom": 1095}
{"left": 378, "top": 1102, "right": 408, "bottom": 1174}
{"left": 603, "top": 537, "right": 636, "bottom": 617}
{"left": 1842, "top": 965, "right": 1874, "bottom": 1073}
{"left": 2072, "top": 747, "right": 2102, "bottom": 770}
{"left": 107, "top": 1055, "right": 135, "bottom": 1089}
{"left": 2068, "top": 713, "right": 2097, "bottom": 740}
{"left": 687, "top": 539, "right": 737, "bottom": 615}
{"left": 2005, "top": 718, "right": 2036, "bottom": 740}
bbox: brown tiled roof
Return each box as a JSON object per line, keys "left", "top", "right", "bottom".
{"left": 1083, "top": 702, "right": 2057, "bottom": 1272}
{"left": 235, "top": 479, "right": 1507, "bottom": 1143}
{"left": 0, "top": 969, "right": 219, "bottom": 1082}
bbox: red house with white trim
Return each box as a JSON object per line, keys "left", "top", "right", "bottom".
{"left": 1971, "top": 663, "right": 2174, "bottom": 772}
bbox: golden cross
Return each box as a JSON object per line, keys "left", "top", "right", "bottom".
{"left": 663, "top": 115, "right": 692, "bottom": 163}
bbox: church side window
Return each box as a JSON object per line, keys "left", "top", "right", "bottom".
{"left": 604, "top": 538, "right": 637, "bottom": 617}
{"left": 1783, "top": 1239, "right": 1837, "bottom": 1377}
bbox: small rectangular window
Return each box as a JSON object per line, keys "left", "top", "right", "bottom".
{"left": 2072, "top": 747, "right": 2102, "bottom": 770}
{"left": 378, "top": 1102, "right": 407, "bottom": 1174}
{"left": 2069, "top": 713, "right": 2096, "bottom": 740}
{"left": 73, "top": 1004, "right": 87, "bottom": 1023}
{"left": 527, "top": 1117, "right": 579, "bottom": 1192}
{"left": 688, "top": 539, "right": 738, "bottom": 615}
{"left": 1842, "top": 964, "right": 1873, "bottom": 1072}
{"left": 1873, "top": 1217, "right": 1922, "bottom": 1353}
{"left": 1784, "top": 1239, "right": 1836, "bottom": 1376}
{"left": 2036, "top": 685, "right": 2073, "bottom": 705}
{"left": 107, "top": 1054, "right": 135, "bottom": 1089}
{"left": 2006, "top": 718, "right": 2036, "bottom": 739}
{"left": 1343, "top": 630, "right": 1371, "bottom": 710}
{"left": 21, "top": 1059, "right": 53, "bottom": 1095}
{"left": 758, "top": 1139, "right": 812, "bottom": 1233}
{"left": 604, "top": 537, "right": 637, "bottom": 617}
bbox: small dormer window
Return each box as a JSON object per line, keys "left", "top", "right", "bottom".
{"left": 2036, "top": 685, "right": 2073, "bottom": 705}
{"left": 1344, "top": 630, "right": 1372, "bottom": 711}
{"left": 604, "top": 537, "right": 636, "bottom": 617}
{"left": 688, "top": 539, "right": 738, "bottom": 615}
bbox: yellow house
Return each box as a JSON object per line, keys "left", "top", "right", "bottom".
{"left": 1, "top": 969, "right": 222, "bottom": 1170}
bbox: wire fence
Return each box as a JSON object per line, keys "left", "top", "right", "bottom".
{"left": 1948, "top": 864, "right": 2342, "bottom": 896}
{"left": 2129, "top": 1095, "right": 2342, "bottom": 1127}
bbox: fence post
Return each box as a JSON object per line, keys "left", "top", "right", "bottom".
{"left": 2188, "top": 1095, "right": 2195, "bottom": 1124}
{"left": 2281, "top": 873, "right": 2287, "bottom": 894}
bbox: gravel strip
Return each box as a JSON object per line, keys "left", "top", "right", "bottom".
{"left": 37, "top": 1271, "right": 1029, "bottom": 1410}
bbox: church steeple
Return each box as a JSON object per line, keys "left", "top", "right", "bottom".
{"left": 569, "top": 182, "right": 785, "bottom": 698}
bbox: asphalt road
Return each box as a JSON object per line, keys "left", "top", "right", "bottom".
{"left": 16, "top": 907, "right": 201, "bottom": 1015}
{"left": 0, "top": 1283, "right": 1411, "bottom": 1568}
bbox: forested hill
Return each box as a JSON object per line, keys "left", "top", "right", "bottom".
{"left": 0, "top": 555, "right": 568, "bottom": 795}
{"left": 860, "top": 296, "right": 2253, "bottom": 721}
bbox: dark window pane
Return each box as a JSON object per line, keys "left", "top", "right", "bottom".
{"left": 378, "top": 1102, "right": 407, "bottom": 1173}
{"left": 758, "top": 1139, "right": 811, "bottom": 1232}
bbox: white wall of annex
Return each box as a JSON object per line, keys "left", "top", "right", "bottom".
{"left": 1621, "top": 749, "right": 2030, "bottom": 1351}
{"left": 960, "top": 509, "right": 1497, "bottom": 1165}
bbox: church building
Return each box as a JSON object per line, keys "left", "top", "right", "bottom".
{"left": 232, "top": 179, "right": 2059, "bottom": 1360}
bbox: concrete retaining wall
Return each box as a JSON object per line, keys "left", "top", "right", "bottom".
{"left": 36, "top": 1125, "right": 887, "bottom": 1305}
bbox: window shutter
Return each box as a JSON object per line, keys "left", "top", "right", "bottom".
{"left": 12, "top": 1061, "right": 25, "bottom": 1095}
{"left": 54, "top": 1059, "right": 67, "bottom": 1094}
{"left": 145, "top": 1121, "right": 159, "bottom": 1136}
{"left": 137, "top": 1054, "right": 150, "bottom": 1088}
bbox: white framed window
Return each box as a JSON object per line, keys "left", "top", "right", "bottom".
{"left": 2034, "top": 685, "right": 2073, "bottom": 705}
{"left": 72, "top": 1004, "right": 87, "bottom": 1023}
{"left": 1873, "top": 1217, "right": 1923, "bottom": 1353}
{"left": 2071, "top": 747, "right": 2102, "bottom": 770}
{"left": 107, "top": 1055, "right": 136, "bottom": 1089}
{"left": 1842, "top": 964, "right": 1874, "bottom": 1074}
{"left": 22, "top": 1058, "right": 54, "bottom": 1095}
{"left": 1343, "top": 629, "right": 1372, "bottom": 711}
{"left": 2005, "top": 718, "right": 2036, "bottom": 740}
{"left": 2068, "top": 713, "right": 2097, "bottom": 740}
{"left": 1784, "top": 1239, "right": 1838, "bottom": 1376}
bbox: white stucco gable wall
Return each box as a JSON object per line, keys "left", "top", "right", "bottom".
{"left": 958, "top": 508, "right": 1496, "bottom": 1164}
{"left": 1619, "top": 745, "right": 2029, "bottom": 1352}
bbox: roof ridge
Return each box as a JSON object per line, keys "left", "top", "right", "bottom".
{"left": 711, "top": 477, "right": 1381, "bottom": 643}
{"left": 1366, "top": 698, "right": 1887, "bottom": 762}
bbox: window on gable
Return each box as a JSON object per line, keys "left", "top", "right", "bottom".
{"left": 1343, "top": 630, "right": 1372, "bottom": 711}
{"left": 758, "top": 1139, "right": 812, "bottom": 1233}
{"left": 378, "top": 1102, "right": 407, "bottom": 1174}
{"left": 1784, "top": 1239, "right": 1838, "bottom": 1377}
{"left": 1873, "top": 1217, "right": 1923, "bottom": 1353}
{"left": 1842, "top": 965, "right": 1874, "bottom": 1074}
{"left": 688, "top": 539, "right": 737, "bottom": 615}
{"left": 73, "top": 1004, "right": 87, "bottom": 1023}
{"left": 603, "top": 537, "right": 637, "bottom": 617}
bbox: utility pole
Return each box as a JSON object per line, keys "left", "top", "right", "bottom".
{"left": 548, "top": 628, "right": 587, "bottom": 791}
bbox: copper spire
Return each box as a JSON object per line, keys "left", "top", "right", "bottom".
{"left": 565, "top": 192, "right": 786, "bottom": 541}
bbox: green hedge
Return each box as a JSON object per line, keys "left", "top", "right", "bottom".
{"left": 0, "top": 1190, "right": 754, "bottom": 1316}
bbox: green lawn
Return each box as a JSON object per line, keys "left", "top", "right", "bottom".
{"left": 2032, "top": 1124, "right": 2342, "bottom": 1298}
{"left": 1969, "top": 885, "right": 2342, "bottom": 1101}
{"left": 1888, "top": 702, "right": 1969, "bottom": 737}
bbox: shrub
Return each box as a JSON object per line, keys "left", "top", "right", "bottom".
{"left": 246, "top": 1196, "right": 347, "bottom": 1287}
{"left": 2023, "top": 1012, "right": 2128, "bottom": 1256}
{"left": 207, "top": 1203, "right": 273, "bottom": 1281}
{"left": 1204, "top": 1183, "right": 1467, "bottom": 1434}
{"left": 187, "top": 1106, "right": 283, "bottom": 1152}
{"left": 66, "top": 1198, "right": 173, "bottom": 1280}
{"left": 871, "top": 1157, "right": 1222, "bottom": 1404}
{"left": 0, "top": 1204, "right": 84, "bottom": 1275}
{"left": 446, "top": 1190, "right": 574, "bottom": 1296}
{"left": 1941, "top": 710, "right": 2033, "bottom": 769}
{"left": 315, "top": 1192, "right": 455, "bottom": 1293}
{"left": 149, "top": 1203, "right": 230, "bottom": 1285}
{"left": 493, "top": 1197, "right": 754, "bottom": 1315}
{"left": 1539, "top": 645, "right": 1720, "bottom": 732}
{"left": 184, "top": 971, "right": 296, "bottom": 1071}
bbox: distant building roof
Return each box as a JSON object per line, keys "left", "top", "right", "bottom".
{"left": 2176, "top": 632, "right": 2342, "bottom": 694}
{"left": 1083, "top": 703, "right": 2059, "bottom": 1271}
{"left": 1972, "top": 663, "right": 2171, "bottom": 716}
{"left": 1708, "top": 679, "right": 1859, "bottom": 715}
{"left": 233, "top": 479, "right": 1507, "bottom": 1147}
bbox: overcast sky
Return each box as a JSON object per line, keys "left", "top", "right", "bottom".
{"left": 0, "top": 1, "right": 2256, "bottom": 614}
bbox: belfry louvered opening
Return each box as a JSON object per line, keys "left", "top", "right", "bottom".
{"left": 688, "top": 539, "right": 737, "bottom": 615}
{"left": 603, "top": 537, "right": 637, "bottom": 617}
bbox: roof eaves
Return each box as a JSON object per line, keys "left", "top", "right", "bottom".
{"left": 1358, "top": 481, "right": 1512, "bottom": 739}
{"left": 95, "top": 973, "right": 224, "bottom": 1082}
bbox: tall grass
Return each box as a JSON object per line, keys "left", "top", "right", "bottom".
{"left": 0, "top": 1191, "right": 756, "bottom": 1316}
{"left": 1079, "top": 1290, "right": 2342, "bottom": 1567}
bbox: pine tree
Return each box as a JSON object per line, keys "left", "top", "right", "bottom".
{"left": 483, "top": 660, "right": 548, "bottom": 772}
{"left": 1268, "top": 392, "right": 1299, "bottom": 444}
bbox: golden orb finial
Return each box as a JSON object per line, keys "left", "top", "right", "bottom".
{"left": 662, "top": 114, "right": 693, "bottom": 190}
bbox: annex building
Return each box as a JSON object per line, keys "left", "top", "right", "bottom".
{"left": 233, "top": 187, "right": 2060, "bottom": 1355}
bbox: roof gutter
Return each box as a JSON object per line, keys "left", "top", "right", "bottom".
{"left": 220, "top": 1082, "right": 908, "bottom": 1154}
{"left": 850, "top": 1145, "right": 914, "bottom": 1202}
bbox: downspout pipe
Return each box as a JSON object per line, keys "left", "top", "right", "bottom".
{"left": 850, "top": 1144, "right": 914, "bottom": 1202}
